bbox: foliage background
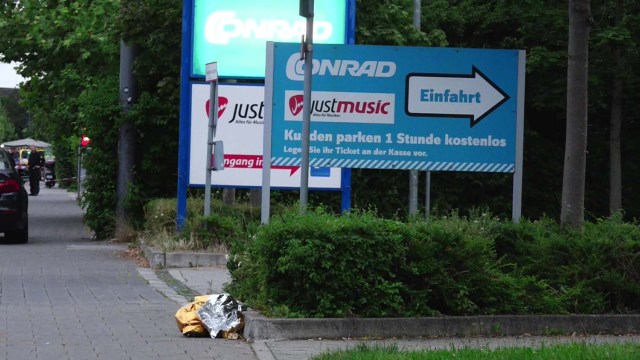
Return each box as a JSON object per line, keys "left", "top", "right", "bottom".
{"left": 1, "top": 0, "right": 640, "bottom": 237}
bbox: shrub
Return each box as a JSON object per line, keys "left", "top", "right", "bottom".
{"left": 491, "top": 217, "right": 640, "bottom": 313}
{"left": 227, "top": 211, "right": 640, "bottom": 318}
{"left": 228, "top": 210, "right": 562, "bottom": 317}
{"left": 400, "top": 214, "right": 562, "bottom": 316}
{"left": 247, "top": 208, "right": 409, "bottom": 318}
{"left": 145, "top": 200, "right": 640, "bottom": 318}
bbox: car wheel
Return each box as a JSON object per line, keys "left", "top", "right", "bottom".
{"left": 6, "top": 217, "right": 28, "bottom": 244}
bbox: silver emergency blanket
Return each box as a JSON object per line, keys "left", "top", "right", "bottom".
{"left": 196, "top": 293, "right": 243, "bottom": 338}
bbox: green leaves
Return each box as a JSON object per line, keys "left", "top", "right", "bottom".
{"left": 251, "top": 209, "right": 409, "bottom": 317}
{"left": 356, "top": 0, "right": 442, "bottom": 46}
{"left": 0, "top": 101, "right": 17, "bottom": 143}
{"left": 0, "top": 0, "right": 183, "bottom": 237}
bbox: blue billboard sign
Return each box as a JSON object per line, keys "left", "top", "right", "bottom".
{"left": 266, "top": 43, "right": 525, "bottom": 172}
{"left": 178, "top": 1, "right": 357, "bottom": 229}
{"left": 192, "top": 0, "right": 348, "bottom": 78}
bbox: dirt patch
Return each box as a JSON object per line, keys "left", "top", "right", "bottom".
{"left": 118, "top": 245, "right": 150, "bottom": 268}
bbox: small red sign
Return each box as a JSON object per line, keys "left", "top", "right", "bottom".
{"left": 81, "top": 135, "right": 91, "bottom": 147}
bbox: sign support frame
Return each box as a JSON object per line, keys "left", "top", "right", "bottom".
{"left": 204, "top": 62, "right": 220, "bottom": 217}
{"left": 299, "top": 0, "right": 314, "bottom": 213}
{"left": 261, "top": 44, "right": 275, "bottom": 224}
{"left": 177, "top": 0, "right": 194, "bottom": 231}
{"left": 511, "top": 50, "right": 526, "bottom": 222}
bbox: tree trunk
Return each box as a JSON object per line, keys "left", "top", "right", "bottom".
{"left": 249, "top": 189, "right": 261, "bottom": 208}
{"left": 117, "top": 40, "right": 138, "bottom": 235}
{"left": 560, "top": 0, "right": 591, "bottom": 229}
{"left": 609, "top": 0, "right": 624, "bottom": 216}
{"left": 222, "top": 188, "right": 236, "bottom": 205}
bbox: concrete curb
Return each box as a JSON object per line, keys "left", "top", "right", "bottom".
{"left": 243, "top": 312, "right": 640, "bottom": 340}
{"left": 141, "top": 244, "right": 227, "bottom": 269}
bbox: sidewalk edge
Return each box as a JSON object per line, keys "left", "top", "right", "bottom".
{"left": 141, "top": 244, "right": 227, "bottom": 269}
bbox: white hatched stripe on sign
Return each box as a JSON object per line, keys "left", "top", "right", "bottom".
{"left": 270, "top": 157, "right": 514, "bottom": 172}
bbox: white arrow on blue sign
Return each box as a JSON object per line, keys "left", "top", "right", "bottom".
{"left": 405, "top": 67, "right": 509, "bottom": 127}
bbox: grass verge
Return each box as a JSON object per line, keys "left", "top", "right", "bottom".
{"left": 312, "top": 342, "right": 640, "bottom": 359}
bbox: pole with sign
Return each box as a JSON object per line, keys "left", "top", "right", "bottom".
{"left": 204, "top": 62, "right": 223, "bottom": 217}
{"left": 299, "top": 0, "right": 314, "bottom": 213}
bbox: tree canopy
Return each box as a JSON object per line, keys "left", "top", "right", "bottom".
{"left": 1, "top": 0, "right": 640, "bottom": 237}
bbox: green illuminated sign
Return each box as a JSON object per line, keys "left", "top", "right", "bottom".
{"left": 193, "top": 0, "right": 347, "bottom": 78}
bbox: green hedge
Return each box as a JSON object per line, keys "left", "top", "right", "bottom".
{"left": 226, "top": 210, "right": 640, "bottom": 318}
{"left": 491, "top": 217, "right": 640, "bottom": 313}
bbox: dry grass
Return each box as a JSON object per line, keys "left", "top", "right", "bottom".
{"left": 141, "top": 230, "right": 229, "bottom": 253}
{"left": 113, "top": 222, "right": 139, "bottom": 243}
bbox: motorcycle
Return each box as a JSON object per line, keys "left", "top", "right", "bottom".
{"left": 44, "top": 160, "right": 56, "bottom": 188}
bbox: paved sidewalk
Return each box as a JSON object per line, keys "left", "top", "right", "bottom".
{"left": 168, "top": 267, "right": 231, "bottom": 296}
{"left": 1, "top": 186, "right": 258, "bottom": 360}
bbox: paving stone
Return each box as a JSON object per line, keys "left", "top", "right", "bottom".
{"left": 0, "top": 188, "right": 257, "bottom": 360}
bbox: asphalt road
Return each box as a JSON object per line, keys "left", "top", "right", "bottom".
{"left": 0, "top": 186, "right": 257, "bottom": 360}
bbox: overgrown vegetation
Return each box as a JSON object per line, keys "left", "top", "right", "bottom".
{"left": 143, "top": 197, "right": 263, "bottom": 252}
{"left": 221, "top": 209, "right": 640, "bottom": 318}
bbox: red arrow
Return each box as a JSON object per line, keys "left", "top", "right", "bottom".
{"left": 272, "top": 164, "right": 300, "bottom": 176}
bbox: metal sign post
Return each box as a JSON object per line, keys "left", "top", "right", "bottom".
{"left": 77, "top": 146, "right": 81, "bottom": 199}
{"left": 299, "top": 0, "right": 314, "bottom": 214}
{"left": 204, "top": 62, "right": 221, "bottom": 217}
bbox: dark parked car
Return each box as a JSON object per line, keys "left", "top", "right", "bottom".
{"left": 0, "top": 148, "right": 28, "bottom": 243}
